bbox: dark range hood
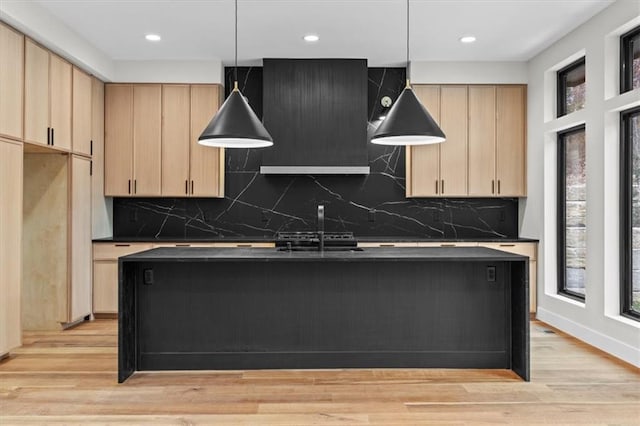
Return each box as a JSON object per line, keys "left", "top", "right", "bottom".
{"left": 260, "top": 59, "right": 370, "bottom": 174}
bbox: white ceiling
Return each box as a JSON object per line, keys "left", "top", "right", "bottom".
{"left": 32, "top": 0, "right": 615, "bottom": 66}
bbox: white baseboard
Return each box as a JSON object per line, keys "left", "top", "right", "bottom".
{"left": 536, "top": 307, "right": 640, "bottom": 368}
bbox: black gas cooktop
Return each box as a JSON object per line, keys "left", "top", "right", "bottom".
{"left": 275, "top": 231, "right": 358, "bottom": 249}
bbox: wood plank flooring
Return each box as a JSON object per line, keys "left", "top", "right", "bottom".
{"left": 1, "top": 320, "right": 638, "bottom": 425}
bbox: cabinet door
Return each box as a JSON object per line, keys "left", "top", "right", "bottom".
{"left": 438, "top": 86, "right": 468, "bottom": 196}
{"left": 0, "top": 140, "right": 22, "bottom": 355}
{"left": 496, "top": 86, "right": 526, "bottom": 196}
{"left": 49, "top": 54, "right": 72, "bottom": 150}
{"left": 407, "top": 85, "right": 440, "bottom": 197}
{"left": 468, "top": 86, "right": 496, "bottom": 196}
{"left": 0, "top": 24, "right": 24, "bottom": 141}
{"left": 70, "top": 156, "right": 92, "bottom": 322}
{"left": 24, "top": 40, "right": 49, "bottom": 146}
{"left": 91, "top": 78, "right": 109, "bottom": 237}
{"left": 190, "top": 85, "right": 223, "bottom": 197}
{"left": 133, "top": 85, "right": 162, "bottom": 196}
{"left": 162, "top": 85, "right": 191, "bottom": 196}
{"left": 72, "top": 67, "right": 92, "bottom": 155}
{"left": 104, "top": 84, "right": 133, "bottom": 196}
{"left": 93, "top": 261, "right": 117, "bottom": 313}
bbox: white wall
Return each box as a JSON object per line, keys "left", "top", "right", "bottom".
{"left": 113, "top": 60, "right": 223, "bottom": 84}
{"left": 525, "top": 0, "right": 640, "bottom": 367}
{"left": 411, "top": 61, "right": 527, "bottom": 84}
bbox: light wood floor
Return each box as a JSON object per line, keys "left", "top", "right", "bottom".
{"left": 0, "top": 320, "right": 638, "bottom": 425}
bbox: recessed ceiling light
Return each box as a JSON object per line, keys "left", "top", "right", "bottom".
{"left": 460, "top": 36, "right": 476, "bottom": 43}
{"left": 303, "top": 34, "right": 319, "bottom": 42}
{"left": 145, "top": 34, "right": 161, "bottom": 42}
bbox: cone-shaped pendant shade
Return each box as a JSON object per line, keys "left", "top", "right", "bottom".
{"left": 198, "top": 89, "right": 273, "bottom": 148}
{"left": 371, "top": 86, "right": 446, "bottom": 146}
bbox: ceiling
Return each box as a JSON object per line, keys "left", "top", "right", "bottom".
{"left": 32, "top": 0, "right": 614, "bottom": 66}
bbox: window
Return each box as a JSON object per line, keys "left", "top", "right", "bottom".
{"left": 621, "top": 107, "right": 640, "bottom": 320}
{"left": 621, "top": 26, "right": 640, "bottom": 93}
{"left": 557, "top": 58, "right": 586, "bottom": 117}
{"left": 558, "top": 125, "right": 587, "bottom": 300}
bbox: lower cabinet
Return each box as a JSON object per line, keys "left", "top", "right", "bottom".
{"left": 93, "top": 243, "right": 152, "bottom": 314}
{"left": 92, "top": 242, "right": 275, "bottom": 314}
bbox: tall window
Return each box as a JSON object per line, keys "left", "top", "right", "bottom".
{"left": 557, "top": 58, "right": 586, "bottom": 117}
{"left": 621, "top": 107, "right": 640, "bottom": 320}
{"left": 621, "top": 26, "right": 640, "bottom": 93}
{"left": 558, "top": 125, "right": 587, "bottom": 300}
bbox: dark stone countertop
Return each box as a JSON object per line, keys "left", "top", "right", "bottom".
{"left": 120, "top": 246, "right": 528, "bottom": 263}
{"left": 95, "top": 236, "right": 539, "bottom": 243}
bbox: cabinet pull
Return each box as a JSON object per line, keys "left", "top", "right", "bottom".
{"left": 128, "top": 180, "right": 131, "bottom": 194}
{"left": 236, "top": 244, "right": 252, "bottom": 248}
{"left": 90, "top": 140, "right": 93, "bottom": 155}
{"left": 47, "top": 127, "right": 51, "bottom": 145}
{"left": 492, "top": 180, "right": 495, "bottom": 194}
{"left": 134, "top": 180, "right": 137, "bottom": 194}
{"left": 435, "top": 180, "right": 439, "bottom": 194}
{"left": 441, "top": 180, "right": 445, "bottom": 194}
{"left": 185, "top": 180, "right": 189, "bottom": 195}
{"left": 175, "top": 244, "right": 191, "bottom": 247}
{"left": 499, "top": 244, "right": 516, "bottom": 247}
{"left": 191, "top": 180, "right": 194, "bottom": 194}
{"left": 380, "top": 244, "right": 395, "bottom": 247}
{"left": 114, "top": 244, "right": 131, "bottom": 247}
{"left": 440, "top": 243, "right": 456, "bottom": 247}
{"left": 51, "top": 128, "right": 54, "bottom": 146}
{"left": 498, "top": 180, "right": 501, "bottom": 194}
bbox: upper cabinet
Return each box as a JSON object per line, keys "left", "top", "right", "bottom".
{"left": 72, "top": 67, "right": 93, "bottom": 156}
{"left": 104, "top": 84, "right": 162, "bottom": 196}
{"left": 406, "top": 85, "right": 468, "bottom": 197}
{"left": 407, "top": 84, "right": 527, "bottom": 198}
{"left": 106, "top": 83, "right": 224, "bottom": 197}
{"left": 24, "top": 39, "right": 72, "bottom": 150}
{"left": 0, "top": 23, "right": 24, "bottom": 141}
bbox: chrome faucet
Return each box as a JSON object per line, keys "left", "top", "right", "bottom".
{"left": 317, "top": 205, "right": 325, "bottom": 252}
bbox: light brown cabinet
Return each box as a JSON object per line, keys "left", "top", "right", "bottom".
{"left": 468, "top": 86, "right": 527, "bottom": 196}
{"left": 0, "top": 139, "right": 23, "bottom": 356}
{"left": 0, "top": 23, "right": 24, "bottom": 141}
{"left": 72, "top": 67, "right": 93, "bottom": 156}
{"left": 68, "top": 156, "right": 92, "bottom": 322}
{"left": 162, "top": 85, "right": 224, "bottom": 197}
{"left": 189, "top": 85, "right": 224, "bottom": 197}
{"left": 93, "top": 243, "right": 153, "bottom": 314}
{"left": 106, "top": 83, "right": 224, "bottom": 197}
{"left": 407, "top": 84, "right": 527, "bottom": 198}
{"left": 406, "top": 85, "right": 468, "bottom": 197}
{"left": 24, "top": 39, "right": 72, "bottom": 150}
{"left": 105, "top": 84, "right": 162, "bottom": 196}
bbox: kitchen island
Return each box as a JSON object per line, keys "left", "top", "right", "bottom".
{"left": 118, "top": 247, "right": 529, "bottom": 382}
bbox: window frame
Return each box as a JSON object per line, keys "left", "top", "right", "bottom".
{"left": 620, "top": 106, "right": 640, "bottom": 321}
{"left": 557, "top": 57, "right": 586, "bottom": 118}
{"left": 620, "top": 26, "right": 640, "bottom": 94}
{"left": 557, "top": 124, "right": 587, "bottom": 301}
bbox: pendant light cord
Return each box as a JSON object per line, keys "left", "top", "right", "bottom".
{"left": 234, "top": 0, "right": 238, "bottom": 91}
{"left": 406, "top": 0, "right": 410, "bottom": 88}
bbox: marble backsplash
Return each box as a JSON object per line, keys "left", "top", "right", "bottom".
{"left": 113, "top": 67, "right": 518, "bottom": 240}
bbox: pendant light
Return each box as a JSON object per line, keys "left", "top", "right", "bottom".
{"left": 371, "top": 0, "right": 445, "bottom": 146}
{"left": 198, "top": 0, "right": 273, "bottom": 148}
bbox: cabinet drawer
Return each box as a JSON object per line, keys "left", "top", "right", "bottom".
{"left": 358, "top": 242, "right": 419, "bottom": 248}
{"left": 416, "top": 242, "right": 478, "bottom": 248}
{"left": 210, "top": 242, "right": 275, "bottom": 248}
{"left": 479, "top": 242, "right": 537, "bottom": 261}
{"left": 93, "top": 243, "right": 153, "bottom": 260}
